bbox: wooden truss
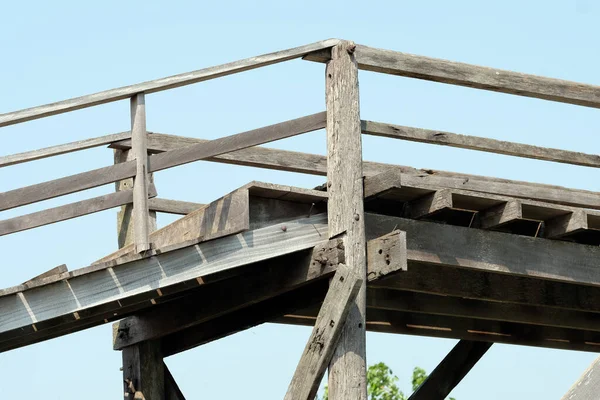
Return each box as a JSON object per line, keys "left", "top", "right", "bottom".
{"left": 2, "top": 38, "right": 600, "bottom": 399}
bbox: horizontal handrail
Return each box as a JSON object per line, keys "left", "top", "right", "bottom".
{"left": 362, "top": 120, "right": 600, "bottom": 168}
{"left": 304, "top": 44, "right": 600, "bottom": 108}
{"left": 0, "top": 39, "right": 339, "bottom": 128}
{"left": 0, "top": 112, "right": 326, "bottom": 212}
{"left": 0, "top": 184, "right": 157, "bottom": 237}
{"left": 148, "top": 198, "right": 204, "bottom": 215}
{"left": 0, "top": 131, "right": 131, "bottom": 168}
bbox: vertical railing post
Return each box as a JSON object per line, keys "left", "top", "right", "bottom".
{"left": 130, "top": 93, "right": 151, "bottom": 253}
{"left": 325, "top": 41, "right": 367, "bottom": 400}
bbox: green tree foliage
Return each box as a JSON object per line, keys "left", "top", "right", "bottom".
{"left": 317, "top": 363, "right": 456, "bottom": 400}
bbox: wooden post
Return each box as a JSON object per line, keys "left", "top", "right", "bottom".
{"left": 284, "top": 264, "right": 363, "bottom": 400}
{"left": 114, "top": 149, "right": 156, "bottom": 249}
{"left": 325, "top": 40, "right": 368, "bottom": 400}
{"left": 130, "top": 93, "right": 151, "bottom": 252}
{"left": 122, "top": 340, "right": 164, "bottom": 400}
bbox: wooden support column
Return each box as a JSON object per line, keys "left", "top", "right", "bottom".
{"left": 122, "top": 340, "right": 164, "bottom": 400}
{"left": 325, "top": 40, "right": 368, "bottom": 400}
{"left": 284, "top": 264, "right": 363, "bottom": 400}
{"left": 408, "top": 340, "right": 492, "bottom": 400}
{"left": 131, "top": 93, "right": 151, "bottom": 252}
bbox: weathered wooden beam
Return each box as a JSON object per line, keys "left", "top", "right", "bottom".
{"left": 22, "top": 264, "right": 68, "bottom": 286}
{"left": 0, "top": 39, "right": 339, "bottom": 127}
{"left": 284, "top": 264, "right": 362, "bottom": 400}
{"left": 371, "top": 262, "right": 600, "bottom": 315}
{"left": 148, "top": 198, "right": 204, "bottom": 215}
{"left": 113, "top": 239, "right": 346, "bottom": 349}
{"left": 404, "top": 189, "right": 452, "bottom": 219}
{"left": 0, "top": 131, "right": 131, "bottom": 168}
{"left": 130, "top": 93, "right": 151, "bottom": 252}
{"left": 362, "top": 120, "right": 600, "bottom": 168}
{"left": 112, "top": 131, "right": 600, "bottom": 210}
{"left": 325, "top": 40, "right": 367, "bottom": 400}
{"left": 305, "top": 45, "right": 600, "bottom": 108}
{"left": 0, "top": 213, "right": 328, "bottom": 351}
{"left": 409, "top": 340, "right": 492, "bottom": 400}
{"left": 367, "top": 288, "right": 600, "bottom": 333}
{"left": 0, "top": 184, "right": 156, "bottom": 236}
{"left": 478, "top": 199, "right": 522, "bottom": 229}
{"left": 561, "top": 357, "right": 600, "bottom": 400}
{"left": 122, "top": 339, "right": 164, "bottom": 400}
{"left": 545, "top": 209, "right": 588, "bottom": 238}
{"left": 0, "top": 112, "right": 325, "bottom": 213}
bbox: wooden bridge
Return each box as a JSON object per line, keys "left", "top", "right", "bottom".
{"left": 1, "top": 39, "right": 600, "bottom": 399}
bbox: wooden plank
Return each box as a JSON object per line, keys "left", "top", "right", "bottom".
{"left": 362, "top": 120, "right": 600, "bottom": 168}
{"left": 165, "top": 364, "right": 186, "bottom": 400}
{"left": 366, "top": 230, "right": 407, "bottom": 278}
{"left": 0, "top": 160, "right": 136, "bottom": 212}
{"left": 367, "top": 288, "right": 600, "bottom": 333}
{"left": 478, "top": 199, "right": 522, "bottom": 229}
{"left": 284, "top": 264, "right": 362, "bottom": 400}
{"left": 0, "top": 131, "right": 131, "bottom": 168}
{"left": 0, "top": 39, "right": 339, "bottom": 127}
{"left": 122, "top": 339, "right": 164, "bottom": 400}
{"left": 409, "top": 340, "right": 492, "bottom": 400}
{"left": 147, "top": 112, "right": 326, "bottom": 173}
{"left": 305, "top": 44, "right": 600, "bottom": 108}
{"left": 0, "top": 213, "right": 329, "bottom": 351}
{"left": 364, "top": 213, "right": 600, "bottom": 285}
{"left": 131, "top": 93, "right": 151, "bottom": 253}
{"left": 112, "top": 132, "right": 600, "bottom": 209}
{"left": 148, "top": 198, "right": 204, "bottom": 215}
{"left": 404, "top": 189, "right": 452, "bottom": 219}
{"left": 0, "top": 113, "right": 324, "bottom": 213}
{"left": 325, "top": 40, "right": 367, "bottom": 400}
{"left": 371, "top": 262, "right": 600, "bottom": 315}
{"left": 22, "top": 264, "right": 68, "bottom": 286}
{"left": 545, "top": 210, "right": 588, "bottom": 238}
{"left": 561, "top": 357, "right": 600, "bottom": 400}
{"left": 113, "top": 239, "right": 346, "bottom": 349}
{"left": 0, "top": 184, "right": 156, "bottom": 236}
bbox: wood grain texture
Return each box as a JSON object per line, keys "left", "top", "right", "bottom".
{"left": 326, "top": 40, "right": 367, "bottom": 400}
{"left": 0, "top": 131, "right": 131, "bottom": 168}
{"left": 545, "top": 209, "right": 588, "bottom": 238}
{"left": 307, "top": 44, "right": 600, "bottom": 108}
{"left": 405, "top": 189, "right": 452, "bottom": 219}
{"left": 131, "top": 93, "right": 151, "bottom": 252}
{"left": 113, "top": 239, "right": 345, "bottom": 349}
{"left": 148, "top": 198, "right": 204, "bottom": 215}
{"left": 22, "top": 264, "right": 68, "bottom": 286}
{"left": 0, "top": 39, "right": 339, "bottom": 127}
{"left": 0, "top": 184, "right": 156, "bottom": 236}
{"left": 362, "top": 120, "right": 600, "bottom": 168}
{"left": 478, "top": 199, "right": 522, "bottom": 229}
{"left": 284, "top": 264, "right": 362, "bottom": 400}
{"left": 408, "top": 340, "right": 491, "bottom": 400}
{"left": 561, "top": 357, "right": 600, "bottom": 400}
{"left": 112, "top": 131, "right": 600, "bottom": 210}
{"left": 0, "top": 213, "right": 328, "bottom": 351}
{"left": 122, "top": 340, "right": 164, "bottom": 400}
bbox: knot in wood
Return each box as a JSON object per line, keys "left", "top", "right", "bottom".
{"left": 346, "top": 44, "right": 356, "bottom": 54}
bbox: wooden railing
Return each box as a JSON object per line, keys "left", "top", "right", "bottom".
{"left": 2, "top": 38, "right": 600, "bottom": 250}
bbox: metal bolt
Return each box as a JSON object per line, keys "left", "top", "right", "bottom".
{"left": 281, "top": 225, "right": 287, "bottom": 232}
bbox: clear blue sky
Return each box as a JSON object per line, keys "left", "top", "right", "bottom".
{"left": 1, "top": 0, "right": 600, "bottom": 398}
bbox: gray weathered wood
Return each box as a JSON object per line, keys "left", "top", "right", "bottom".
{"left": 0, "top": 113, "right": 324, "bottom": 213}
{"left": 408, "top": 340, "right": 492, "bottom": 400}
{"left": 405, "top": 189, "right": 452, "bottom": 219}
{"left": 131, "top": 93, "right": 151, "bottom": 252}
{"left": 122, "top": 340, "right": 164, "bottom": 400}
{"left": 113, "top": 239, "right": 346, "bottom": 349}
{"left": 112, "top": 131, "right": 600, "bottom": 210}
{"left": 0, "top": 213, "right": 328, "bottom": 351}
{"left": 545, "top": 210, "right": 588, "bottom": 238}
{"left": 362, "top": 120, "right": 600, "bottom": 168}
{"left": 479, "top": 199, "right": 522, "bottom": 229}
{"left": 366, "top": 230, "right": 407, "bottom": 278}
{"left": 22, "top": 264, "right": 68, "bottom": 286}
{"left": 0, "top": 131, "right": 131, "bottom": 168}
{"left": 284, "top": 264, "right": 362, "bottom": 400}
{"left": 561, "top": 357, "right": 600, "bottom": 400}
{"left": 0, "top": 39, "right": 339, "bottom": 127}
{"left": 0, "top": 184, "right": 156, "bottom": 236}
{"left": 305, "top": 45, "right": 600, "bottom": 108}
{"left": 326, "top": 40, "right": 367, "bottom": 400}
{"left": 148, "top": 198, "right": 204, "bottom": 215}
